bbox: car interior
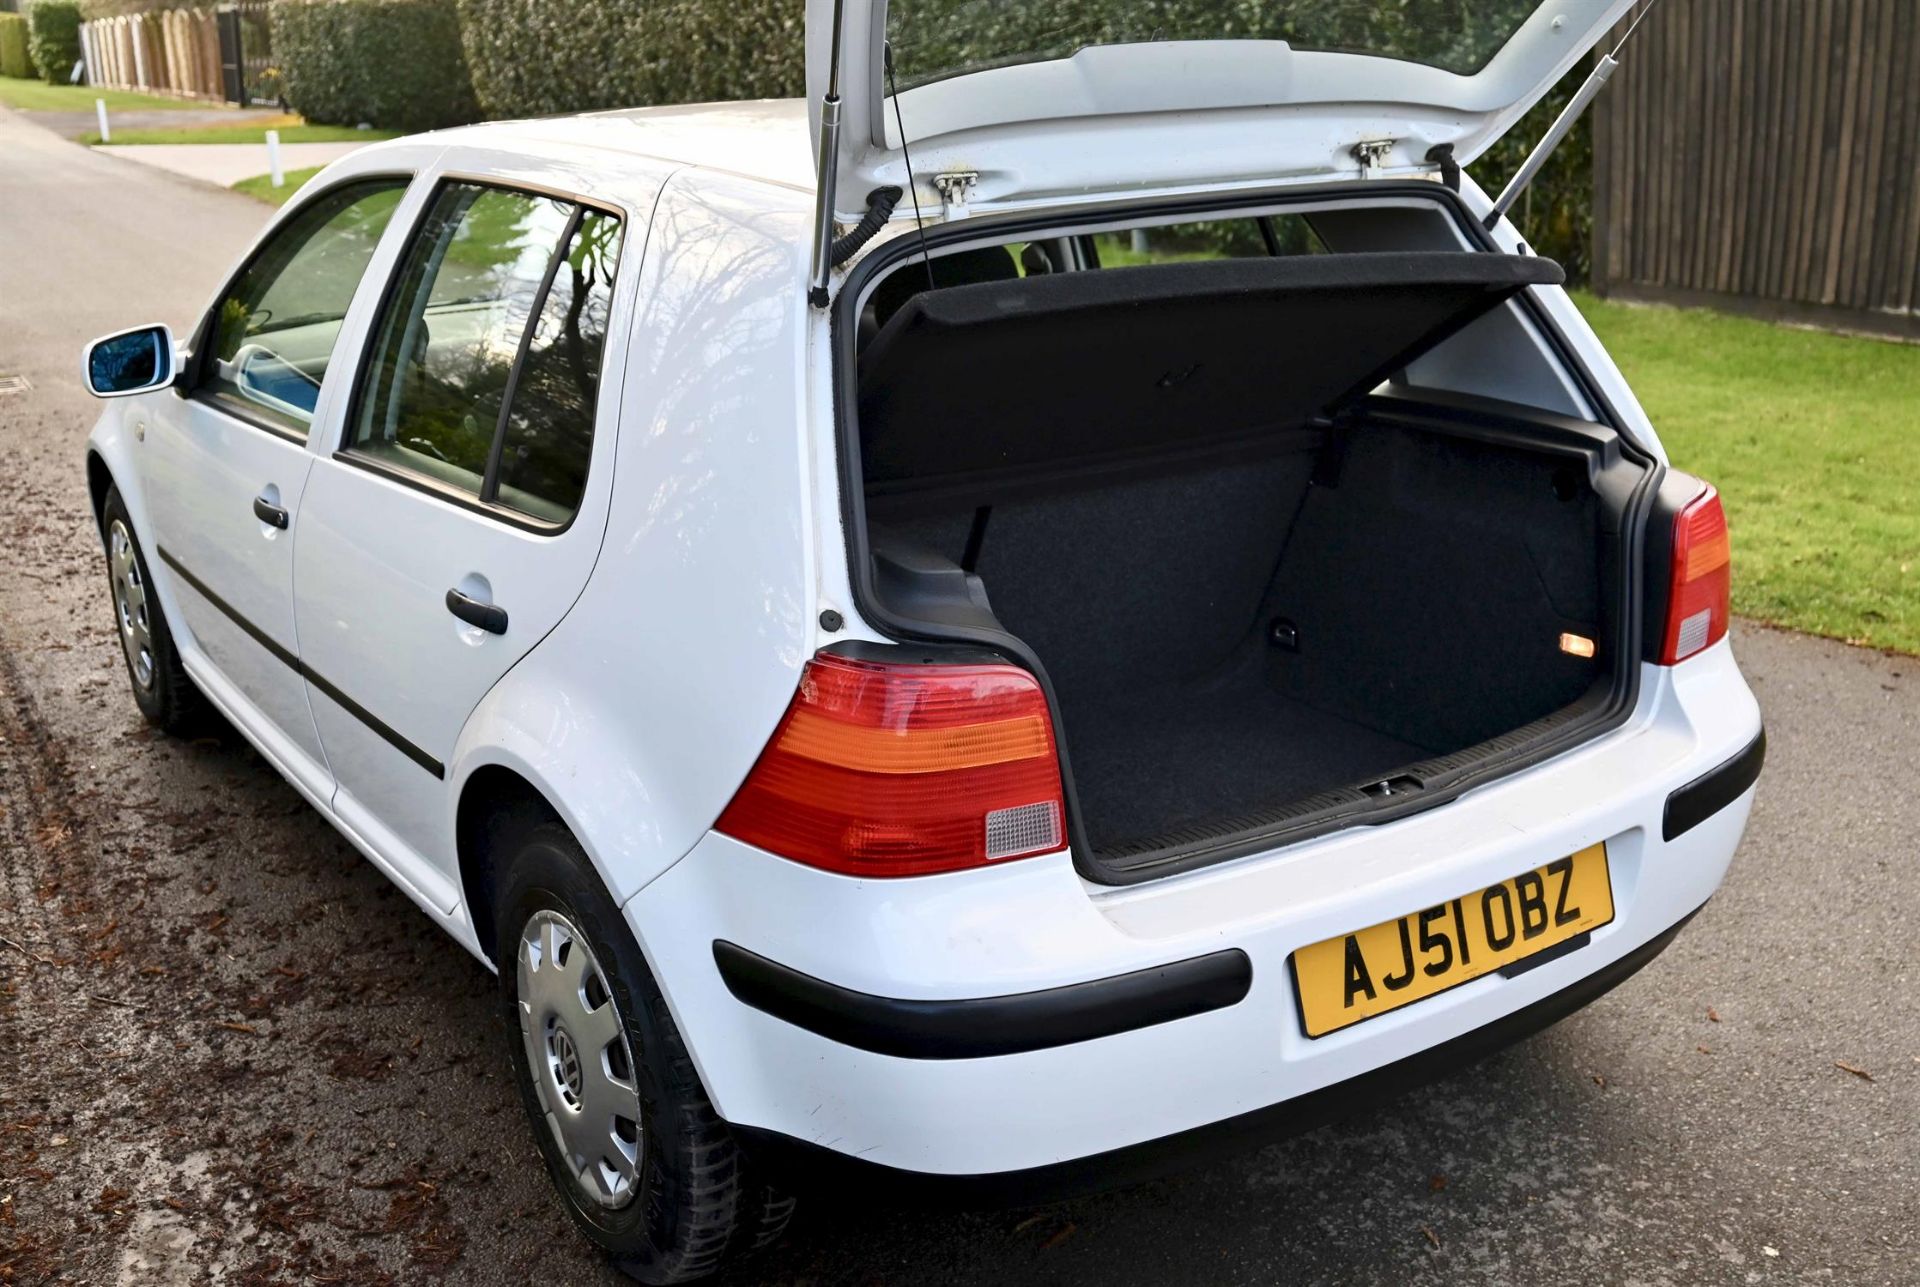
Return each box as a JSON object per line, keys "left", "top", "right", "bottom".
{"left": 850, "top": 210, "right": 1641, "bottom": 871}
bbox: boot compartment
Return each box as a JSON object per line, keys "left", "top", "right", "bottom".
{"left": 844, "top": 231, "right": 1650, "bottom": 879}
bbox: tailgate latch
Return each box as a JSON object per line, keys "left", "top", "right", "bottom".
{"left": 1349, "top": 139, "right": 1396, "bottom": 179}
{"left": 932, "top": 171, "right": 980, "bottom": 219}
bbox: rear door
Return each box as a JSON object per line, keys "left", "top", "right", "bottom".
{"left": 292, "top": 166, "right": 637, "bottom": 907}
{"left": 809, "top": 0, "right": 1639, "bottom": 221}
{"left": 144, "top": 178, "right": 410, "bottom": 794}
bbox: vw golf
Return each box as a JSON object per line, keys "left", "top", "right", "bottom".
{"left": 80, "top": 0, "right": 1763, "bottom": 1279}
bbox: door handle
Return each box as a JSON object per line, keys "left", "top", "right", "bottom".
{"left": 252, "top": 494, "right": 290, "bottom": 529}
{"left": 445, "top": 588, "right": 508, "bottom": 635}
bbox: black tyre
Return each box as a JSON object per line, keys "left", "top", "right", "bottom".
{"left": 100, "top": 486, "right": 207, "bottom": 735}
{"left": 492, "top": 808, "right": 794, "bottom": 1283}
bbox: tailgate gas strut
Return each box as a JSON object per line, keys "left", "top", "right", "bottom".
{"left": 807, "top": 0, "right": 849, "bottom": 307}
{"left": 1485, "top": 0, "right": 1663, "bottom": 231}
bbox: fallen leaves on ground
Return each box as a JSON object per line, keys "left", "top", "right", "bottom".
{"left": 1039, "top": 1222, "right": 1077, "bottom": 1251}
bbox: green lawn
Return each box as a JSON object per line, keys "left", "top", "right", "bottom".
{"left": 1576, "top": 292, "right": 1920, "bottom": 653}
{"left": 86, "top": 122, "right": 396, "bottom": 146}
{"left": 232, "top": 165, "right": 324, "bottom": 205}
{"left": 0, "top": 77, "right": 212, "bottom": 112}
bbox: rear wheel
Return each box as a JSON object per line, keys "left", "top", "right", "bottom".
{"left": 493, "top": 810, "right": 793, "bottom": 1283}
{"left": 101, "top": 487, "right": 206, "bottom": 735}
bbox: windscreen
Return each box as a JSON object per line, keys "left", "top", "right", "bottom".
{"left": 885, "top": 0, "right": 1541, "bottom": 88}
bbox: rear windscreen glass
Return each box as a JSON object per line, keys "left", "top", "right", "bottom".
{"left": 1087, "top": 215, "right": 1325, "bottom": 267}
{"left": 886, "top": 0, "right": 1541, "bottom": 88}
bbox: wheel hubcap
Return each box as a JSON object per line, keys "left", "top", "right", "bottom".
{"left": 516, "top": 910, "right": 643, "bottom": 1210}
{"left": 108, "top": 519, "right": 155, "bottom": 691}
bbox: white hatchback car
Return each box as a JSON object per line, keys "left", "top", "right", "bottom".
{"left": 83, "top": 0, "right": 1763, "bottom": 1279}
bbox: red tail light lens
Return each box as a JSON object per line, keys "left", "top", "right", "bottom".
{"left": 715, "top": 653, "right": 1067, "bottom": 877}
{"left": 1660, "top": 485, "right": 1731, "bottom": 664}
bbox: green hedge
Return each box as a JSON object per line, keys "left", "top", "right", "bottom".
{"left": 454, "top": 0, "right": 800, "bottom": 121}
{"left": 0, "top": 13, "right": 32, "bottom": 80}
{"left": 273, "top": 0, "right": 479, "bottom": 132}
{"left": 26, "top": 0, "right": 82, "bottom": 84}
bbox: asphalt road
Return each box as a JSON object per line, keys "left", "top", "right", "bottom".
{"left": 1, "top": 107, "right": 1915, "bottom": 1286}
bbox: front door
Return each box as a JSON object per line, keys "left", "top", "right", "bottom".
{"left": 293, "top": 177, "right": 632, "bottom": 903}
{"left": 145, "top": 178, "right": 410, "bottom": 795}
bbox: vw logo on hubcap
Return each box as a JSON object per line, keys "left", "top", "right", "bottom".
{"left": 550, "top": 1026, "right": 584, "bottom": 1105}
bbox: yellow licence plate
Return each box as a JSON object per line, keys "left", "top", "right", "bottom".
{"left": 1289, "top": 844, "right": 1615, "bottom": 1038}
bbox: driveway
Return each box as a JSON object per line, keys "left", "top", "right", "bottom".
{"left": 1, "top": 104, "right": 1914, "bottom": 1285}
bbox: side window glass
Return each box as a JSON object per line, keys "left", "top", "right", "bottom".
{"left": 491, "top": 210, "right": 622, "bottom": 521}
{"left": 203, "top": 180, "right": 408, "bottom": 437}
{"left": 348, "top": 183, "right": 622, "bottom": 525}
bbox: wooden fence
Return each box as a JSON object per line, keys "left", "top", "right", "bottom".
{"left": 80, "top": 4, "right": 272, "bottom": 105}
{"left": 82, "top": 9, "right": 224, "bottom": 100}
{"left": 1593, "top": 0, "right": 1920, "bottom": 340}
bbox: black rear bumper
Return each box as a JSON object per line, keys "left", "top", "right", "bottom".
{"left": 712, "top": 940, "right": 1253, "bottom": 1060}
{"left": 730, "top": 905, "right": 1701, "bottom": 1209}
{"left": 1663, "top": 728, "right": 1765, "bottom": 841}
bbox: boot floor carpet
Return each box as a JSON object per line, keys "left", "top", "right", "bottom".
{"left": 1063, "top": 677, "right": 1436, "bottom": 857}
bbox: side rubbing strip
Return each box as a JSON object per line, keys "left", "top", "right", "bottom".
{"left": 712, "top": 940, "right": 1252, "bottom": 1060}
{"left": 1662, "top": 729, "right": 1764, "bottom": 841}
{"left": 157, "top": 546, "right": 299, "bottom": 670}
{"left": 155, "top": 546, "right": 446, "bottom": 780}
{"left": 299, "top": 666, "right": 445, "bottom": 780}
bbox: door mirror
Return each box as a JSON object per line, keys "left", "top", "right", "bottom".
{"left": 84, "top": 324, "right": 180, "bottom": 398}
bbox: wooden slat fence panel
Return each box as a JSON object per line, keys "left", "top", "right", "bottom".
{"left": 81, "top": 7, "right": 237, "bottom": 102}
{"left": 1594, "top": 0, "right": 1920, "bottom": 338}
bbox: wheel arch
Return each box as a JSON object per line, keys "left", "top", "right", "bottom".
{"left": 454, "top": 763, "right": 559, "bottom": 968}
{"left": 85, "top": 413, "right": 194, "bottom": 646}
{"left": 84, "top": 414, "right": 164, "bottom": 566}
{"left": 449, "top": 745, "right": 663, "bottom": 970}
{"left": 86, "top": 448, "right": 115, "bottom": 537}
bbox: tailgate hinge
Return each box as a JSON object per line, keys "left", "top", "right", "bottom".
{"left": 932, "top": 171, "right": 979, "bottom": 219}
{"left": 1349, "top": 139, "right": 1396, "bottom": 179}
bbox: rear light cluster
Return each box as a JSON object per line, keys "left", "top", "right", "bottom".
{"left": 716, "top": 652, "right": 1067, "bottom": 877}
{"left": 1660, "top": 484, "right": 1731, "bottom": 664}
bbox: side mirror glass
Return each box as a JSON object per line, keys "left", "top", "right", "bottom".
{"left": 84, "top": 324, "right": 179, "bottom": 398}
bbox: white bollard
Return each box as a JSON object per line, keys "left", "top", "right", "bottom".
{"left": 266, "top": 129, "right": 283, "bottom": 188}
{"left": 95, "top": 98, "right": 110, "bottom": 143}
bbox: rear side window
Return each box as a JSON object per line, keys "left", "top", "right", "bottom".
{"left": 491, "top": 209, "right": 622, "bottom": 517}
{"left": 348, "top": 181, "right": 623, "bottom": 527}
{"left": 202, "top": 179, "right": 408, "bottom": 437}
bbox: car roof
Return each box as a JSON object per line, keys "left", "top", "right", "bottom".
{"left": 401, "top": 99, "right": 815, "bottom": 194}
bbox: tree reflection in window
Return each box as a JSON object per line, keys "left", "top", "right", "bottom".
{"left": 493, "top": 211, "right": 622, "bottom": 521}
{"left": 205, "top": 180, "right": 406, "bottom": 436}
{"left": 350, "top": 184, "right": 622, "bottom": 525}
